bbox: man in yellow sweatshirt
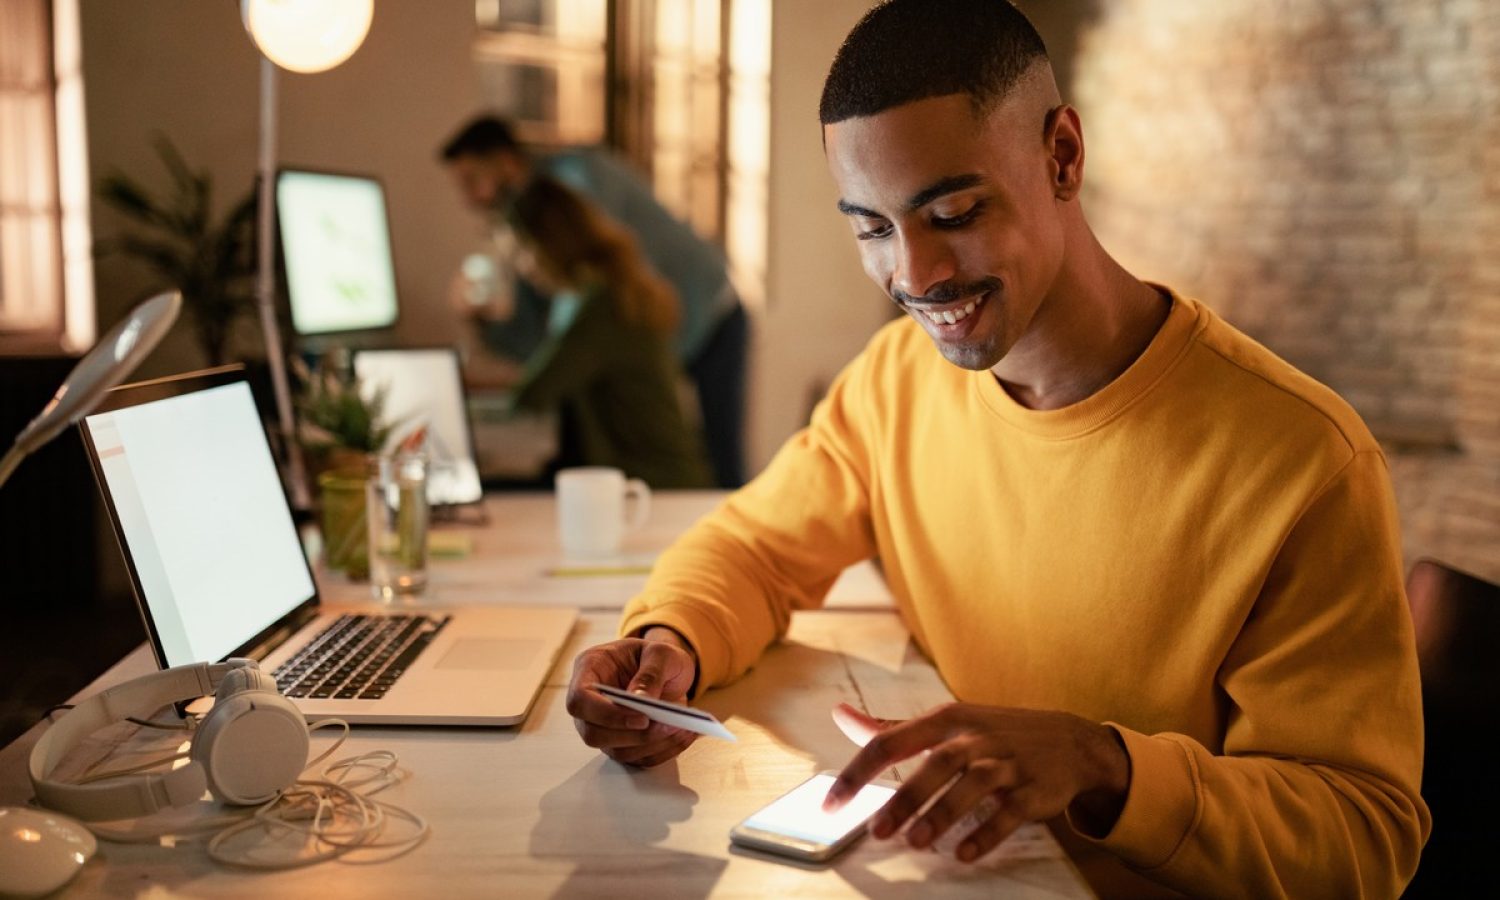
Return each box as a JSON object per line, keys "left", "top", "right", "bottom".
{"left": 562, "top": 1, "right": 1429, "bottom": 895}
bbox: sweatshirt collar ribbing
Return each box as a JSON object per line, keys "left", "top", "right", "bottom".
{"left": 972, "top": 285, "right": 1204, "bottom": 440}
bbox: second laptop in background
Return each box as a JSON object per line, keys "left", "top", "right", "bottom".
{"left": 354, "top": 347, "right": 484, "bottom": 507}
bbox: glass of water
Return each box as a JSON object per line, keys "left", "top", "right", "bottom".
{"left": 366, "top": 451, "right": 429, "bottom": 600}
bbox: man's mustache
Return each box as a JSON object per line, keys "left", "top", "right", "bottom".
{"left": 892, "top": 277, "right": 1001, "bottom": 307}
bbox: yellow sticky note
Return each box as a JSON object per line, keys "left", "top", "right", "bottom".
{"left": 428, "top": 532, "right": 474, "bottom": 558}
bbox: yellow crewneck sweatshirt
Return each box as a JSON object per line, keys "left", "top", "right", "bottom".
{"left": 621, "top": 289, "right": 1429, "bottom": 897}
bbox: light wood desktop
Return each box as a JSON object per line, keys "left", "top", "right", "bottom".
{"left": 319, "top": 491, "right": 894, "bottom": 612}
{"left": 0, "top": 492, "right": 1094, "bottom": 898}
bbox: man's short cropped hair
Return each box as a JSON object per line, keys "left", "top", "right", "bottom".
{"left": 440, "top": 115, "right": 523, "bottom": 162}
{"left": 818, "top": 0, "right": 1049, "bottom": 126}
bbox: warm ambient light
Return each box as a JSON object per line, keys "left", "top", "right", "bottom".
{"left": 241, "top": 0, "right": 373, "bottom": 73}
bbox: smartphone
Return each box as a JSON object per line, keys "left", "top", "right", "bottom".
{"left": 729, "top": 771, "right": 900, "bottom": 862}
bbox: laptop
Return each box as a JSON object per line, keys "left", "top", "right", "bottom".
{"left": 352, "top": 347, "right": 483, "bottom": 508}
{"left": 78, "top": 366, "right": 576, "bottom": 726}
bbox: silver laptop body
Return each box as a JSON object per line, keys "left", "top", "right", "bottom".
{"left": 79, "top": 366, "right": 574, "bottom": 726}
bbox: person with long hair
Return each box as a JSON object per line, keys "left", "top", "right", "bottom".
{"left": 506, "top": 175, "right": 713, "bottom": 489}
{"left": 441, "top": 117, "right": 748, "bottom": 488}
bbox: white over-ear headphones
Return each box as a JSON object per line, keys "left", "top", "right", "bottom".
{"left": 28, "top": 659, "right": 309, "bottom": 821}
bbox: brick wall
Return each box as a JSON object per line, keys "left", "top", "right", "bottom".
{"left": 1064, "top": 0, "right": 1500, "bottom": 583}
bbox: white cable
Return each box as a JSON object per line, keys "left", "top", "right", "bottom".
{"left": 74, "top": 716, "right": 429, "bottom": 869}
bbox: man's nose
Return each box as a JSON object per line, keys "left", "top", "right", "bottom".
{"left": 891, "top": 231, "right": 957, "bottom": 301}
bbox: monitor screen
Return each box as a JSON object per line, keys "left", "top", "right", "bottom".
{"left": 82, "top": 378, "right": 316, "bottom": 667}
{"left": 276, "top": 168, "right": 400, "bottom": 335}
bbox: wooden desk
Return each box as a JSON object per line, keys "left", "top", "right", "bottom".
{"left": 0, "top": 490, "right": 1092, "bottom": 897}
{"left": 319, "top": 491, "right": 894, "bottom": 611}
{"left": 0, "top": 612, "right": 1092, "bottom": 898}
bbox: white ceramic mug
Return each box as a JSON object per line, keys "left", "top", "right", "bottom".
{"left": 555, "top": 467, "right": 651, "bottom": 559}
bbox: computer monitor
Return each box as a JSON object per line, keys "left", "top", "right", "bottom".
{"left": 275, "top": 168, "right": 400, "bottom": 337}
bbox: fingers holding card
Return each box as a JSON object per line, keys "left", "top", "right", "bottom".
{"left": 594, "top": 684, "right": 737, "bottom": 742}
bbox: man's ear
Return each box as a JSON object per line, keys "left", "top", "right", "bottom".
{"left": 1045, "top": 105, "right": 1085, "bottom": 202}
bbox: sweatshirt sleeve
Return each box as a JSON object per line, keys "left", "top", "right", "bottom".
{"left": 619, "top": 342, "right": 883, "bottom": 692}
{"left": 1071, "top": 449, "right": 1431, "bottom": 898}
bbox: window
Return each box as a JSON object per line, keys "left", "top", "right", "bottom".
{"left": 724, "top": 0, "right": 769, "bottom": 309}
{"left": 473, "top": 0, "right": 610, "bottom": 147}
{"left": 471, "top": 0, "right": 770, "bottom": 309}
{"left": 647, "top": 0, "right": 723, "bottom": 241}
{"left": 0, "top": 0, "right": 92, "bottom": 353}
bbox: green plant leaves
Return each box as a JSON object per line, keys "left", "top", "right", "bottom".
{"left": 95, "top": 134, "right": 257, "bottom": 365}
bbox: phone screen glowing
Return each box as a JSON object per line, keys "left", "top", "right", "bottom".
{"left": 740, "top": 774, "right": 897, "bottom": 846}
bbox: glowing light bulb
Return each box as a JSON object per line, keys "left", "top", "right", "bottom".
{"left": 241, "top": 0, "right": 373, "bottom": 74}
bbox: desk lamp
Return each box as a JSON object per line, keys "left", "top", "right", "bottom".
{"left": 0, "top": 290, "right": 178, "bottom": 894}
{"left": 0, "top": 291, "right": 181, "bottom": 490}
{"left": 240, "top": 0, "right": 374, "bottom": 508}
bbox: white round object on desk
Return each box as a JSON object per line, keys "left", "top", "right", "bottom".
{"left": 0, "top": 806, "right": 96, "bottom": 898}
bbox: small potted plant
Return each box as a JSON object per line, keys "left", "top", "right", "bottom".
{"left": 292, "top": 352, "right": 394, "bottom": 578}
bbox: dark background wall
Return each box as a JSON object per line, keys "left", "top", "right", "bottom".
{"left": 0, "top": 358, "right": 139, "bottom": 746}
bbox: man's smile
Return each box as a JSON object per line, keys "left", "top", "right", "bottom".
{"left": 909, "top": 291, "right": 988, "bottom": 326}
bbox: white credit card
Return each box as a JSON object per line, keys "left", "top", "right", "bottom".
{"left": 594, "top": 684, "right": 737, "bottom": 742}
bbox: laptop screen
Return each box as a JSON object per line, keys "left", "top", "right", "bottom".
{"left": 82, "top": 378, "right": 316, "bottom": 667}
{"left": 353, "top": 348, "right": 483, "bottom": 505}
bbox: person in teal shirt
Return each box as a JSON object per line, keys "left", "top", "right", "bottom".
{"left": 441, "top": 117, "right": 747, "bottom": 487}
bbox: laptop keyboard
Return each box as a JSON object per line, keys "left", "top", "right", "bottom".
{"left": 273, "top": 613, "right": 451, "bottom": 701}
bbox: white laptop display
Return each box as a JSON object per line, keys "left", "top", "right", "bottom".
{"left": 353, "top": 347, "right": 483, "bottom": 507}
{"left": 79, "top": 366, "right": 575, "bottom": 726}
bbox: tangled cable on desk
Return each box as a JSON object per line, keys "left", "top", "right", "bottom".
{"left": 84, "top": 719, "right": 430, "bottom": 870}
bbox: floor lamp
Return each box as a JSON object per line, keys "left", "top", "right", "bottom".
{"left": 240, "top": 0, "right": 373, "bottom": 509}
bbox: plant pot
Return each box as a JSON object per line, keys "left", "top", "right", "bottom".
{"left": 318, "top": 467, "right": 369, "bottom": 579}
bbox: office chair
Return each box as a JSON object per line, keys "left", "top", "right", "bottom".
{"left": 1403, "top": 557, "right": 1500, "bottom": 896}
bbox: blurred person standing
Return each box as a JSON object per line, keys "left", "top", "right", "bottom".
{"left": 441, "top": 116, "right": 747, "bottom": 488}
{"left": 504, "top": 175, "right": 713, "bottom": 490}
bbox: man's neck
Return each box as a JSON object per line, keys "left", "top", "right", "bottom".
{"left": 991, "top": 233, "right": 1170, "bottom": 411}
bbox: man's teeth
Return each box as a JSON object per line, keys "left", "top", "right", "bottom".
{"left": 921, "top": 295, "right": 984, "bottom": 325}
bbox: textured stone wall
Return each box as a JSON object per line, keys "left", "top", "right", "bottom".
{"left": 1066, "top": 0, "right": 1500, "bottom": 582}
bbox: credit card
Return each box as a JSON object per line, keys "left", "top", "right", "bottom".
{"left": 593, "top": 684, "right": 737, "bottom": 741}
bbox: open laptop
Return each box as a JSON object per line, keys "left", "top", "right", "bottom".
{"left": 78, "top": 366, "right": 576, "bottom": 726}
{"left": 353, "top": 347, "right": 483, "bottom": 507}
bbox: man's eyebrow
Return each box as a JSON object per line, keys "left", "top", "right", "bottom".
{"left": 906, "top": 174, "right": 986, "bottom": 211}
{"left": 836, "top": 198, "right": 879, "bottom": 218}
{"left": 835, "top": 173, "right": 987, "bottom": 219}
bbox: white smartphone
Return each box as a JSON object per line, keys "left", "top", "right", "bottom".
{"left": 729, "top": 771, "right": 900, "bottom": 862}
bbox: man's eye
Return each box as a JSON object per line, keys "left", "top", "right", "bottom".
{"left": 855, "top": 222, "right": 892, "bottom": 241}
{"left": 932, "top": 204, "right": 982, "bottom": 228}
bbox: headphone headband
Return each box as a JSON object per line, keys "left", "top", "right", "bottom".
{"left": 29, "top": 660, "right": 258, "bottom": 821}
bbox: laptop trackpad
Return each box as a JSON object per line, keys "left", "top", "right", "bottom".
{"left": 435, "top": 638, "right": 540, "bottom": 671}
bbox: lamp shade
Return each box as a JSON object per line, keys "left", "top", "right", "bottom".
{"left": 0, "top": 291, "right": 181, "bottom": 489}
{"left": 241, "top": 0, "right": 373, "bottom": 74}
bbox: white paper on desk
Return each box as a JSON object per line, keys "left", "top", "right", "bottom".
{"left": 594, "top": 684, "right": 737, "bottom": 741}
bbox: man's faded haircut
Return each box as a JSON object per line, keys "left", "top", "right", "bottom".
{"left": 818, "top": 0, "right": 1049, "bottom": 126}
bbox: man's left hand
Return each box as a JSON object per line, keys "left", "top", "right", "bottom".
{"left": 823, "top": 702, "right": 1131, "bottom": 862}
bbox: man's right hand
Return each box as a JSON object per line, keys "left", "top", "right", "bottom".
{"left": 565, "top": 630, "right": 699, "bottom": 768}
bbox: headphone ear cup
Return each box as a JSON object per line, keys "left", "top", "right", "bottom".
{"left": 215, "top": 665, "right": 279, "bottom": 699}
{"left": 191, "top": 690, "right": 308, "bottom": 805}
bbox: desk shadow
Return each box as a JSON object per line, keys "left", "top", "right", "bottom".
{"left": 529, "top": 756, "right": 727, "bottom": 899}
{"left": 693, "top": 640, "right": 881, "bottom": 771}
{"left": 835, "top": 849, "right": 1087, "bottom": 900}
